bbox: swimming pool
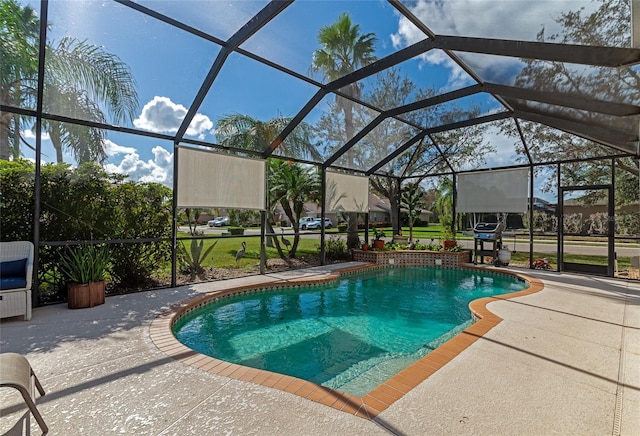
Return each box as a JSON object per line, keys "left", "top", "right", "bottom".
{"left": 173, "top": 267, "right": 528, "bottom": 396}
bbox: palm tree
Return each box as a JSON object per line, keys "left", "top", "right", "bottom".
{"left": 268, "top": 158, "right": 320, "bottom": 258}
{"left": 311, "top": 13, "right": 377, "bottom": 143}
{"left": 43, "top": 37, "right": 138, "bottom": 163}
{"left": 216, "top": 114, "right": 321, "bottom": 259}
{"left": 433, "top": 176, "right": 454, "bottom": 227}
{"left": 311, "top": 12, "right": 377, "bottom": 248}
{"left": 216, "top": 113, "right": 321, "bottom": 161}
{"left": 0, "top": 0, "right": 39, "bottom": 160}
{"left": 0, "top": 0, "right": 139, "bottom": 163}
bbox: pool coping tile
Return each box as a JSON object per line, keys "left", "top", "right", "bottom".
{"left": 149, "top": 263, "right": 543, "bottom": 420}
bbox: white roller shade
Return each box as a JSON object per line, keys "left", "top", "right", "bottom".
{"left": 325, "top": 172, "right": 369, "bottom": 213}
{"left": 457, "top": 168, "right": 529, "bottom": 213}
{"left": 176, "top": 147, "right": 266, "bottom": 209}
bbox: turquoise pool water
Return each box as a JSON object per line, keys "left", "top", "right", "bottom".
{"left": 173, "top": 267, "right": 527, "bottom": 396}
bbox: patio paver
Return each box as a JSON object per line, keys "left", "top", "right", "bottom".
{"left": 1, "top": 265, "right": 638, "bottom": 435}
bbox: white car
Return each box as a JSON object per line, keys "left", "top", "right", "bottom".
{"left": 306, "top": 218, "right": 332, "bottom": 230}
{"left": 298, "top": 217, "right": 316, "bottom": 230}
{"left": 208, "top": 217, "right": 229, "bottom": 227}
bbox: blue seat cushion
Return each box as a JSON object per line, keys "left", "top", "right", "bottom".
{"left": 1, "top": 258, "right": 27, "bottom": 277}
{"left": 0, "top": 277, "right": 27, "bottom": 290}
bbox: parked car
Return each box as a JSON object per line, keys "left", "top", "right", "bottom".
{"left": 306, "top": 218, "right": 332, "bottom": 230}
{"left": 208, "top": 217, "right": 229, "bottom": 227}
{"left": 299, "top": 217, "right": 316, "bottom": 230}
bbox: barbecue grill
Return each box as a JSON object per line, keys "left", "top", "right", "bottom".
{"left": 473, "top": 222, "right": 504, "bottom": 265}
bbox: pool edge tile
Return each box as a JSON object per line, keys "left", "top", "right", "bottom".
{"left": 149, "top": 265, "right": 544, "bottom": 421}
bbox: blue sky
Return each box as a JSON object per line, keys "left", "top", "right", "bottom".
{"left": 18, "top": 0, "right": 606, "bottom": 200}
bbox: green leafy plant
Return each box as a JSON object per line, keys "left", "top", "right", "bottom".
{"left": 372, "top": 227, "right": 386, "bottom": 240}
{"left": 228, "top": 227, "right": 245, "bottom": 235}
{"left": 59, "top": 244, "right": 110, "bottom": 284}
{"left": 177, "top": 238, "right": 219, "bottom": 280}
{"left": 324, "top": 236, "right": 350, "bottom": 260}
{"left": 425, "top": 242, "right": 440, "bottom": 251}
{"left": 442, "top": 244, "right": 462, "bottom": 252}
{"left": 439, "top": 215, "right": 456, "bottom": 241}
{"left": 400, "top": 183, "right": 424, "bottom": 242}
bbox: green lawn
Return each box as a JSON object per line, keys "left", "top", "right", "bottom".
{"left": 177, "top": 227, "right": 634, "bottom": 270}
{"left": 176, "top": 233, "right": 322, "bottom": 269}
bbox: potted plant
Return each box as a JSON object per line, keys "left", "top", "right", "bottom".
{"left": 59, "top": 244, "right": 110, "bottom": 309}
{"left": 372, "top": 227, "right": 386, "bottom": 249}
{"left": 439, "top": 215, "right": 457, "bottom": 249}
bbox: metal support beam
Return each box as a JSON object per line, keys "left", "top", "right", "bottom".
{"left": 171, "top": 143, "right": 179, "bottom": 288}
{"left": 32, "top": 0, "right": 49, "bottom": 306}
{"left": 367, "top": 112, "right": 510, "bottom": 175}
{"left": 324, "top": 114, "right": 386, "bottom": 168}
{"left": 116, "top": 0, "right": 225, "bottom": 45}
{"left": 386, "top": 84, "right": 482, "bottom": 118}
{"left": 367, "top": 131, "right": 428, "bottom": 175}
{"left": 514, "top": 110, "right": 638, "bottom": 154}
{"left": 320, "top": 169, "right": 326, "bottom": 265}
{"left": 264, "top": 89, "right": 327, "bottom": 157}
{"left": 260, "top": 210, "right": 266, "bottom": 274}
{"left": 529, "top": 165, "right": 534, "bottom": 270}
{"left": 434, "top": 35, "right": 640, "bottom": 67}
{"left": 633, "top": 0, "right": 640, "bottom": 48}
{"left": 176, "top": 1, "right": 292, "bottom": 142}
{"left": 326, "top": 39, "right": 436, "bottom": 91}
{"left": 485, "top": 83, "right": 640, "bottom": 117}
{"left": 514, "top": 118, "right": 533, "bottom": 166}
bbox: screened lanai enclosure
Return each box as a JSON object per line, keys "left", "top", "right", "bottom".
{"left": 1, "top": 0, "right": 639, "bottom": 305}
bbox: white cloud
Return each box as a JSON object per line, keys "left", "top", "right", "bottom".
{"left": 133, "top": 96, "right": 214, "bottom": 140}
{"left": 104, "top": 139, "right": 136, "bottom": 156}
{"left": 22, "top": 129, "right": 50, "bottom": 140}
{"left": 104, "top": 145, "right": 173, "bottom": 185}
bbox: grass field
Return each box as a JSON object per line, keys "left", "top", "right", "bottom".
{"left": 178, "top": 225, "right": 635, "bottom": 271}
{"left": 176, "top": 234, "right": 323, "bottom": 269}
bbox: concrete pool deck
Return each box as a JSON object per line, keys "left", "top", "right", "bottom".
{"left": 1, "top": 263, "right": 638, "bottom": 435}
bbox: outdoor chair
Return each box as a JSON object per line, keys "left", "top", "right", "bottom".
{"left": 0, "top": 241, "right": 34, "bottom": 320}
{"left": 0, "top": 352, "right": 48, "bottom": 433}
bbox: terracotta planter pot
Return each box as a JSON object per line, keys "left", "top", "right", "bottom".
{"left": 67, "top": 281, "right": 105, "bottom": 309}
{"left": 361, "top": 244, "right": 369, "bottom": 251}
{"left": 442, "top": 240, "right": 457, "bottom": 249}
{"left": 372, "top": 239, "right": 385, "bottom": 250}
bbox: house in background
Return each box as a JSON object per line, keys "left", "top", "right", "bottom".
{"left": 286, "top": 194, "right": 394, "bottom": 226}
{"left": 368, "top": 194, "right": 391, "bottom": 224}
{"left": 201, "top": 193, "right": 439, "bottom": 228}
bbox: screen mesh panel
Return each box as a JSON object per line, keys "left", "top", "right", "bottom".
{"left": 325, "top": 172, "right": 369, "bottom": 213}
{"left": 177, "top": 147, "right": 265, "bottom": 209}
{"left": 457, "top": 168, "right": 529, "bottom": 213}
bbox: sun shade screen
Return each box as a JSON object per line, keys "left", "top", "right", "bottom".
{"left": 176, "top": 147, "right": 265, "bottom": 209}
{"left": 325, "top": 172, "right": 369, "bottom": 213}
{"left": 457, "top": 168, "right": 529, "bottom": 213}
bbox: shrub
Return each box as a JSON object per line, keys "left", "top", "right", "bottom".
{"left": 106, "top": 180, "right": 172, "bottom": 288}
{"left": 177, "top": 238, "right": 219, "bottom": 280}
{"left": 1, "top": 160, "right": 173, "bottom": 297}
{"left": 59, "top": 244, "right": 110, "bottom": 284}
{"left": 324, "top": 236, "right": 350, "bottom": 260}
{"left": 562, "top": 213, "right": 583, "bottom": 234}
{"left": 616, "top": 212, "right": 640, "bottom": 235}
